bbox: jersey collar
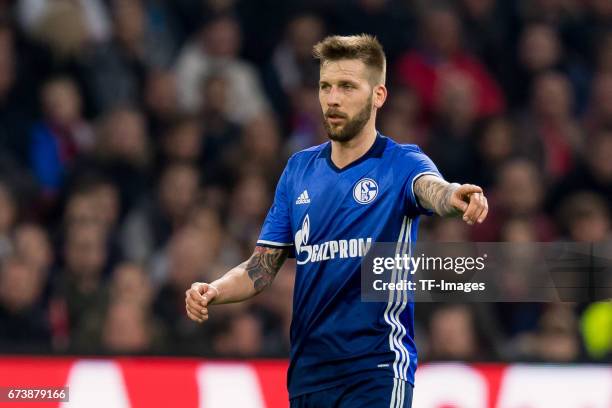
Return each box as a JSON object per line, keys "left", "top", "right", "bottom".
{"left": 318, "top": 132, "right": 387, "bottom": 173}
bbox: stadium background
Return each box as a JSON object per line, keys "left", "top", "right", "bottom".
{"left": 0, "top": 0, "right": 610, "bottom": 406}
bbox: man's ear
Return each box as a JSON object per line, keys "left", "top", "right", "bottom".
{"left": 373, "top": 84, "right": 387, "bottom": 109}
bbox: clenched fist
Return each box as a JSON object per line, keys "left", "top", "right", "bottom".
{"left": 185, "top": 282, "right": 219, "bottom": 323}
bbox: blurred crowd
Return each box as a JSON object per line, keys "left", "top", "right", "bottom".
{"left": 0, "top": 0, "right": 610, "bottom": 362}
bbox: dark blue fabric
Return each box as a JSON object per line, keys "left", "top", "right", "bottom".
{"left": 30, "top": 123, "right": 63, "bottom": 192}
{"left": 289, "top": 375, "right": 414, "bottom": 408}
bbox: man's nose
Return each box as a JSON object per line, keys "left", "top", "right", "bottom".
{"left": 326, "top": 86, "right": 341, "bottom": 106}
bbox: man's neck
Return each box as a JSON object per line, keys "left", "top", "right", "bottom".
{"left": 330, "top": 126, "right": 377, "bottom": 169}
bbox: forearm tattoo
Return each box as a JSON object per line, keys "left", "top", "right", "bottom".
{"left": 243, "top": 246, "right": 288, "bottom": 293}
{"left": 414, "top": 175, "right": 461, "bottom": 216}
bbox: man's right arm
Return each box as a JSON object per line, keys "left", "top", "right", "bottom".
{"left": 185, "top": 246, "right": 289, "bottom": 323}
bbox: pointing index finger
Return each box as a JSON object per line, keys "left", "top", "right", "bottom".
{"left": 459, "top": 184, "right": 483, "bottom": 196}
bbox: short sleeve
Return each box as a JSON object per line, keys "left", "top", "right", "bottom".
{"left": 257, "top": 162, "right": 294, "bottom": 249}
{"left": 404, "top": 147, "right": 444, "bottom": 216}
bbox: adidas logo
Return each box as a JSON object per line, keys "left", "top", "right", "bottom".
{"left": 296, "top": 190, "right": 311, "bottom": 205}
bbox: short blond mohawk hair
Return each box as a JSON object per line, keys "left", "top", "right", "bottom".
{"left": 313, "top": 34, "right": 386, "bottom": 85}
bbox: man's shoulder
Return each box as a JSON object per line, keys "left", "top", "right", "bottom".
{"left": 381, "top": 136, "right": 440, "bottom": 181}
{"left": 287, "top": 142, "right": 329, "bottom": 163}
{"left": 296, "top": 141, "right": 329, "bottom": 154}
{"left": 381, "top": 135, "right": 426, "bottom": 158}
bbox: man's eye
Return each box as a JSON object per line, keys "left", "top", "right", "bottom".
{"left": 342, "top": 84, "right": 354, "bottom": 89}
{"left": 320, "top": 84, "right": 330, "bottom": 90}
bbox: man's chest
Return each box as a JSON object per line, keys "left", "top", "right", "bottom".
{"left": 288, "top": 167, "right": 405, "bottom": 243}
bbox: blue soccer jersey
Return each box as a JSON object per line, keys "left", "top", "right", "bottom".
{"left": 257, "top": 133, "right": 442, "bottom": 398}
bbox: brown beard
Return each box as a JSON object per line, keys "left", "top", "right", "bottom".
{"left": 323, "top": 95, "right": 373, "bottom": 143}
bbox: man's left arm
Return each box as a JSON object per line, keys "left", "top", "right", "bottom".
{"left": 413, "top": 175, "right": 488, "bottom": 225}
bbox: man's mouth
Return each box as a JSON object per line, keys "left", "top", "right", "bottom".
{"left": 327, "top": 116, "right": 345, "bottom": 125}
{"left": 326, "top": 112, "right": 347, "bottom": 123}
